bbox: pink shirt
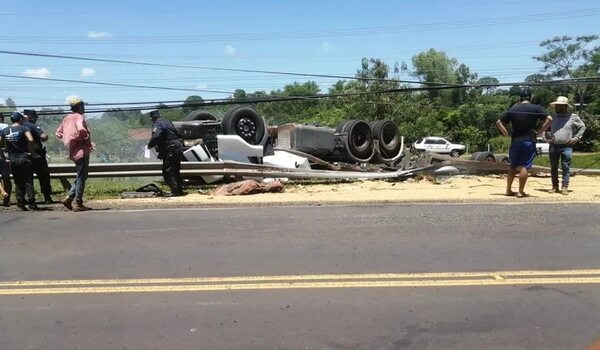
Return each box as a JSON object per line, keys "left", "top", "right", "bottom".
{"left": 55, "top": 112, "right": 93, "bottom": 161}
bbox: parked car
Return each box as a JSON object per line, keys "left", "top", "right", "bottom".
{"left": 412, "top": 137, "right": 466, "bottom": 157}
{"left": 536, "top": 137, "right": 550, "bottom": 155}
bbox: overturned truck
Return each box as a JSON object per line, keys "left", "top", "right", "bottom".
{"left": 173, "top": 106, "right": 405, "bottom": 179}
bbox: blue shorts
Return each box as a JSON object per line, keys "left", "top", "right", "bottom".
{"left": 509, "top": 140, "right": 536, "bottom": 169}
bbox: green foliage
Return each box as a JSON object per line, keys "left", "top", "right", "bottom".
{"left": 575, "top": 114, "right": 600, "bottom": 152}
{"left": 181, "top": 95, "right": 204, "bottom": 115}
{"left": 87, "top": 118, "right": 139, "bottom": 162}
{"left": 487, "top": 136, "right": 512, "bottom": 153}
{"left": 534, "top": 35, "right": 599, "bottom": 105}
{"left": 533, "top": 152, "right": 600, "bottom": 169}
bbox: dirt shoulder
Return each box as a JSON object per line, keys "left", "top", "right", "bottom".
{"left": 93, "top": 175, "right": 600, "bottom": 210}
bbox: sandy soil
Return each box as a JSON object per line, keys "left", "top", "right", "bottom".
{"left": 95, "top": 174, "right": 600, "bottom": 209}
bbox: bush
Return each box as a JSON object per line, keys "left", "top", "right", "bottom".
{"left": 487, "top": 136, "right": 511, "bottom": 153}
{"left": 575, "top": 114, "right": 600, "bottom": 152}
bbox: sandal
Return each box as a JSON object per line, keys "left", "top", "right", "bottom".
{"left": 516, "top": 192, "right": 530, "bottom": 198}
{"left": 505, "top": 191, "right": 517, "bottom": 197}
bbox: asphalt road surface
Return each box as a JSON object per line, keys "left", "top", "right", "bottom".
{"left": 1, "top": 203, "right": 599, "bottom": 350}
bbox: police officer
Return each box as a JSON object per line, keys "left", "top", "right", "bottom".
{"left": 0, "top": 113, "right": 12, "bottom": 207}
{"left": 147, "top": 110, "right": 185, "bottom": 197}
{"left": 0, "top": 112, "right": 37, "bottom": 210}
{"left": 23, "top": 109, "right": 54, "bottom": 204}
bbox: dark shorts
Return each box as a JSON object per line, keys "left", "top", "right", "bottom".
{"left": 509, "top": 140, "right": 536, "bottom": 169}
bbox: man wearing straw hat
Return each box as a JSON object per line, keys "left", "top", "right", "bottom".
{"left": 544, "top": 96, "right": 586, "bottom": 195}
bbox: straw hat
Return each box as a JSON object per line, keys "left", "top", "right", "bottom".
{"left": 550, "top": 96, "right": 572, "bottom": 106}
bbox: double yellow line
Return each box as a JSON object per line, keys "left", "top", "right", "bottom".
{"left": 2, "top": 269, "right": 600, "bottom": 296}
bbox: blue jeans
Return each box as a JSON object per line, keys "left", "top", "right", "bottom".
{"left": 69, "top": 155, "right": 89, "bottom": 202}
{"left": 549, "top": 145, "right": 572, "bottom": 188}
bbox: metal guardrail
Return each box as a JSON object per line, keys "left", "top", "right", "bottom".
{"left": 48, "top": 161, "right": 420, "bottom": 180}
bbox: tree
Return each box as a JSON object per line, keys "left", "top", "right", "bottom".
{"left": 524, "top": 73, "right": 549, "bottom": 82}
{"left": 477, "top": 76, "right": 500, "bottom": 95}
{"left": 411, "top": 49, "right": 457, "bottom": 84}
{"left": 233, "top": 89, "right": 247, "bottom": 100}
{"left": 181, "top": 95, "right": 204, "bottom": 114}
{"left": 5, "top": 97, "right": 16, "bottom": 109}
{"left": 534, "top": 35, "right": 599, "bottom": 108}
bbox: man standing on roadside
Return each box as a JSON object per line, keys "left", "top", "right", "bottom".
{"left": 56, "top": 97, "right": 94, "bottom": 211}
{"left": 148, "top": 110, "right": 185, "bottom": 197}
{"left": 0, "top": 113, "right": 12, "bottom": 207}
{"left": 543, "top": 96, "right": 586, "bottom": 195}
{"left": 0, "top": 112, "right": 37, "bottom": 210}
{"left": 496, "top": 88, "right": 552, "bottom": 198}
{"left": 23, "top": 109, "right": 54, "bottom": 204}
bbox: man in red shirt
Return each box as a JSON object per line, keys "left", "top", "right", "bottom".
{"left": 56, "top": 97, "right": 94, "bottom": 212}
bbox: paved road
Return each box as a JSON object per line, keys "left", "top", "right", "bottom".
{"left": 1, "top": 203, "right": 599, "bottom": 349}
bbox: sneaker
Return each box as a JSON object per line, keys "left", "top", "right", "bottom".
{"left": 561, "top": 188, "right": 569, "bottom": 195}
{"left": 61, "top": 196, "right": 73, "bottom": 210}
{"left": 549, "top": 187, "right": 560, "bottom": 194}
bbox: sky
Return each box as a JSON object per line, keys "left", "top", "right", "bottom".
{"left": 0, "top": 0, "right": 599, "bottom": 110}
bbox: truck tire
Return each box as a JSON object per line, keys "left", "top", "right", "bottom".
{"left": 470, "top": 151, "right": 496, "bottom": 162}
{"left": 222, "top": 106, "right": 267, "bottom": 145}
{"left": 370, "top": 120, "right": 401, "bottom": 160}
{"left": 336, "top": 119, "right": 374, "bottom": 161}
{"left": 185, "top": 110, "right": 218, "bottom": 121}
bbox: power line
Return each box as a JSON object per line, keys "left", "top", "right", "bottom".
{"left": 11, "top": 76, "right": 600, "bottom": 109}
{"left": 17, "top": 77, "right": 600, "bottom": 115}
{"left": 0, "top": 74, "right": 233, "bottom": 94}
{"left": 0, "top": 50, "right": 459, "bottom": 86}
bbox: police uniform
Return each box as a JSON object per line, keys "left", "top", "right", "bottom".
{"left": 148, "top": 111, "right": 184, "bottom": 195}
{"left": 0, "top": 115, "right": 12, "bottom": 206}
{"left": 0, "top": 113, "right": 36, "bottom": 209}
{"left": 23, "top": 110, "right": 53, "bottom": 203}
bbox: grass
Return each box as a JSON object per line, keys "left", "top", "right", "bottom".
{"left": 38, "top": 178, "right": 166, "bottom": 200}
{"left": 533, "top": 152, "right": 600, "bottom": 169}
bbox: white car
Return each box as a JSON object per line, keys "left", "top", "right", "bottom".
{"left": 536, "top": 137, "right": 550, "bottom": 155}
{"left": 413, "top": 137, "right": 466, "bottom": 158}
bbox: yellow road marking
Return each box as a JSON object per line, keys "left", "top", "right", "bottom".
{"left": 2, "top": 269, "right": 600, "bottom": 287}
{"left": 0, "top": 277, "right": 600, "bottom": 295}
{"left": 1, "top": 269, "right": 600, "bottom": 295}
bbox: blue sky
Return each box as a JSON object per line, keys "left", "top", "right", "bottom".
{"left": 0, "top": 0, "right": 599, "bottom": 109}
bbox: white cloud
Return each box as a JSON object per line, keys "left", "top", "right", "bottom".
{"left": 322, "top": 42, "right": 333, "bottom": 52}
{"left": 87, "top": 31, "right": 112, "bottom": 39}
{"left": 81, "top": 68, "right": 96, "bottom": 77}
{"left": 196, "top": 83, "right": 208, "bottom": 89}
{"left": 0, "top": 98, "right": 5, "bottom": 106}
{"left": 65, "top": 95, "right": 80, "bottom": 104}
{"left": 224, "top": 44, "right": 237, "bottom": 56}
{"left": 22, "top": 67, "right": 50, "bottom": 78}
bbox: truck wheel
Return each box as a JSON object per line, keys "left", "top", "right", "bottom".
{"left": 222, "top": 106, "right": 267, "bottom": 145}
{"left": 470, "top": 151, "right": 495, "bottom": 162}
{"left": 185, "top": 110, "right": 218, "bottom": 121}
{"left": 370, "top": 120, "right": 401, "bottom": 159}
{"left": 336, "top": 120, "right": 374, "bottom": 160}
{"left": 450, "top": 149, "right": 460, "bottom": 158}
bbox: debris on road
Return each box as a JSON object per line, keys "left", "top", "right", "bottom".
{"left": 212, "top": 179, "right": 284, "bottom": 196}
